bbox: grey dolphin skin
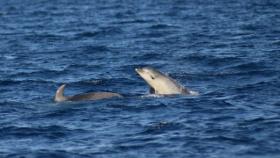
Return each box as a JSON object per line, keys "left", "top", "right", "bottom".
{"left": 135, "top": 67, "right": 199, "bottom": 95}
{"left": 54, "top": 84, "right": 122, "bottom": 102}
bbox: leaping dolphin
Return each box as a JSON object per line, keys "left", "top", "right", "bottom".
{"left": 135, "top": 67, "right": 199, "bottom": 96}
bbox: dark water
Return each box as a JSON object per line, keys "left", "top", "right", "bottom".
{"left": 0, "top": 0, "right": 280, "bottom": 157}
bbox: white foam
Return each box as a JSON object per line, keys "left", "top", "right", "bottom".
{"left": 189, "top": 90, "right": 199, "bottom": 96}
{"left": 140, "top": 94, "right": 163, "bottom": 98}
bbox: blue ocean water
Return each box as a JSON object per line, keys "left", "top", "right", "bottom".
{"left": 0, "top": 0, "right": 280, "bottom": 157}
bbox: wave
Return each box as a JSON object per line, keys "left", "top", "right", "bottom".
{"left": 0, "top": 125, "right": 82, "bottom": 139}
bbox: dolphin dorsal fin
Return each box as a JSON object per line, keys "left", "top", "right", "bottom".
{"left": 55, "top": 84, "right": 67, "bottom": 102}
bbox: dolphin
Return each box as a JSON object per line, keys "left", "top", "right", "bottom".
{"left": 54, "top": 84, "right": 122, "bottom": 102}
{"left": 135, "top": 67, "right": 199, "bottom": 95}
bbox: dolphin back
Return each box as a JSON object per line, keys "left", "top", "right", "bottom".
{"left": 54, "top": 84, "right": 122, "bottom": 102}
{"left": 68, "top": 92, "right": 122, "bottom": 101}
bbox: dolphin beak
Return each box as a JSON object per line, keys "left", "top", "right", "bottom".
{"left": 135, "top": 68, "right": 144, "bottom": 73}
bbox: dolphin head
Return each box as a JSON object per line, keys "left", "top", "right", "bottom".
{"left": 135, "top": 67, "right": 198, "bottom": 95}
{"left": 136, "top": 67, "right": 162, "bottom": 82}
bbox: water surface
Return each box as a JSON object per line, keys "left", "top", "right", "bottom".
{"left": 0, "top": 0, "right": 280, "bottom": 157}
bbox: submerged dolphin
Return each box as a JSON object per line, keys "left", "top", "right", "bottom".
{"left": 135, "top": 67, "right": 199, "bottom": 95}
{"left": 54, "top": 84, "right": 122, "bottom": 102}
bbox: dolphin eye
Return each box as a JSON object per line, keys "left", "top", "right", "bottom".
{"left": 150, "top": 76, "right": 155, "bottom": 80}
